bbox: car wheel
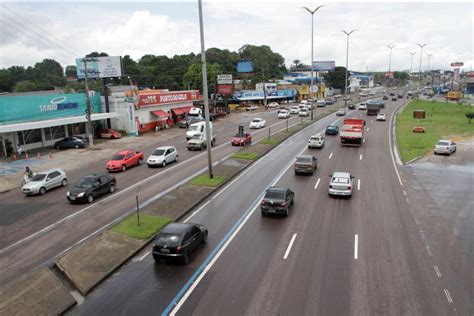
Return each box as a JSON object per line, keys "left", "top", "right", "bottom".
{"left": 211, "top": 139, "right": 216, "bottom": 146}
{"left": 175, "top": 155, "right": 178, "bottom": 162}
{"left": 182, "top": 252, "right": 189, "bottom": 264}
{"left": 74, "top": 144, "right": 79, "bottom": 149}
{"left": 39, "top": 187, "right": 46, "bottom": 195}
{"left": 200, "top": 144, "right": 204, "bottom": 151}
{"left": 453, "top": 147, "right": 456, "bottom": 153}
{"left": 109, "top": 184, "right": 115, "bottom": 193}
{"left": 202, "top": 232, "right": 208, "bottom": 244}
{"left": 87, "top": 195, "right": 94, "bottom": 203}
{"left": 61, "top": 179, "right": 67, "bottom": 187}
{"left": 162, "top": 160, "right": 167, "bottom": 167}
{"left": 138, "top": 158, "right": 143, "bottom": 165}
{"left": 284, "top": 207, "right": 289, "bottom": 217}
{"left": 121, "top": 165, "right": 127, "bottom": 172}
{"left": 111, "top": 135, "right": 115, "bottom": 139}
{"left": 261, "top": 211, "right": 267, "bottom": 217}
{"left": 55, "top": 145, "right": 60, "bottom": 150}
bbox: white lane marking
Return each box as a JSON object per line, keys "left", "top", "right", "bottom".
{"left": 363, "top": 138, "right": 366, "bottom": 143}
{"left": 314, "top": 178, "right": 321, "bottom": 189}
{"left": 357, "top": 179, "right": 361, "bottom": 191}
{"left": 139, "top": 250, "right": 151, "bottom": 261}
{"left": 406, "top": 198, "right": 410, "bottom": 204}
{"left": 370, "top": 120, "right": 374, "bottom": 123}
{"left": 354, "top": 234, "right": 359, "bottom": 259}
{"left": 426, "top": 244, "right": 433, "bottom": 257}
{"left": 414, "top": 217, "right": 420, "bottom": 225}
{"left": 283, "top": 233, "right": 298, "bottom": 260}
{"left": 359, "top": 114, "right": 363, "bottom": 117}
{"left": 366, "top": 127, "right": 370, "bottom": 132}
{"left": 359, "top": 154, "right": 363, "bottom": 160}
{"left": 388, "top": 103, "right": 404, "bottom": 185}
{"left": 403, "top": 190, "right": 407, "bottom": 196}
{"left": 434, "top": 265, "right": 442, "bottom": 278}
{"left": 444, "top": 289, "right": 453, "bottom": 303}
{"left": 328, "top": 152, "right": 333, "bottom": 159}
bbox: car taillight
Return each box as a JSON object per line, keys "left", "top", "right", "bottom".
{"left": 176, "top": 245, "right": 182, "bottom": 253}
{"left": 281, "top": 202, "right": 287, "bottom": 207}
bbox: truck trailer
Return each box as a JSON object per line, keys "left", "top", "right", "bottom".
{"left": 340, "top": 118, "right": 365, "bottom": 146}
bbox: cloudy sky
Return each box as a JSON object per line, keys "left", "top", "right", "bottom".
{"left": 0, "top": 1, "right": 472, "bottom": 74}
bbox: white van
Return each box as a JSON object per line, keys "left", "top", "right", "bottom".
{"left": 186, "top": 121, "right": 212, "bottom": 141}
{"left": 188, "top": 107, "right": 203, "bottom": 117}
{"left": 308, "top": 133, "right": 325, "bottom": 149}
{"left": 186, "top": 121, "right": 216, "bottom": 150}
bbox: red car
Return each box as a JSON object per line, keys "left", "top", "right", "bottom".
{"left": 231, "top": 133, "right": 252, "bottom": 146}
{"left": 100, "top": 129, "right": 122, "bottom": 139}
{"left": 106, "top": 150, "right": 144, "bottom": 172}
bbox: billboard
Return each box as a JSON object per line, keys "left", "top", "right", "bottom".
{"left": 137, "top": 91, "right": 201, "bottom": 107}
{"left": 313, "top": 61, "right": 335, "bottom": 71}
{"left": 76, "top": 56, "right": 123, "bottom": 79}
{"left": 237, "top": 61, "right": 254, "bottom": 73}
{"left": 450, "top": 62, "right": 463, "bottom": 67}
{"left": 217, "top": 74, "right": 233, "bottom": 85}
{"left": 413, "top": 110, "right": 426, "bottom": 119}
{"left": 217, "top": 84, "right": 234, "bottom": 95}
{"left": 384, "top": 72, "right": 394, "bottom": 78}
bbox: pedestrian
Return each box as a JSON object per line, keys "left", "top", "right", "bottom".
{"left": 25, "top": 166, "right": 33, "bottom": 179}
{"left": 16, "top": 144, "right": 23, "bottom": 156}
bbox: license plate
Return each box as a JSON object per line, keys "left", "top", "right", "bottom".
{"left": 268, "top": 209, "right": 276, "bottom": 213}
{"left": 70, "top": 197, "right": 76, "bottom": 200}
{"left": 161, "top": 248, "right": 170, "bottom": 253}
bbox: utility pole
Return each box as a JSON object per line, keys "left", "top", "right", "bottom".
{"left": 417, "top": 43, "right": 428, "bottom": 87}
{"left": 342, "top": 29, "right": 357, "bottom": 107}
{"left": 198, "top": 0, "right": 213, "bottom": 179}
{"left": 83, "top": 58, "right": 94, "bottom": 148}
{"left": 386, "top": 45, "right": 395, "bottom": 87}
{"left": 409, "top": 51, "right": 416, "bottom": 75}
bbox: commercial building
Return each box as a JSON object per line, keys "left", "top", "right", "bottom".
{"left": 349, "top": 72, "right": 374, "bottom": 91}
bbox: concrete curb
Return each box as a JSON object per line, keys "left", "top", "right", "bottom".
{"left": 405, "top": 155, "right": 423, "bottom": 165}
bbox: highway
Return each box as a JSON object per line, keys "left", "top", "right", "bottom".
{"left": 71, "top": 97, "right": 467, "bottom": 315}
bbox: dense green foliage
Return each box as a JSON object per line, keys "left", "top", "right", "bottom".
{"left": 325, "top": 66, "right": 348, "bottom": 92}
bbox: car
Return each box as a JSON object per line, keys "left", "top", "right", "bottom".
{"left": 294, "top": 155, "right": 318, "bottom": 175}
{"left": 177, "top": 116, "right": 204, "bottom": 128}
{"left": 348, "top": 104, "right": 356, "bottom": 110}
{"left": 326, "top": 98, "right": 335, "bottom": 105}
{"left": 316, "top": 99, "right": 326, "bottom": 107}
{"left": 358, "top": 103, "right": 367, "bottom": 110}
{"left": 152, "top": 223, "right": 208, "bottom": 264}
{"left": 376, "top": 113, "right": 387, "bottom": 121}
{"left": 300, "top": 100, "right": 308, "bottom": 104}
{"left": 67, "top": 173, "right": 116, "bottom": 203}
{"left": 260, "top": 187, "right": 295, "bottom": 217}
{"left": 434, "top": 140, "right": 457, "bottom": 155}
{"left": 277, "top": 106, "right": 288, "bottom": 113}
{"left": 246, "top": 105, "right": 258, "bottom": 111}
{"left": 147, "top": 146, "right": 178, "bottom": 167}
{"left": 343, "top": 96, "right": 351, "bottom": 101}
{"left": 328, "top": 172, "right": 354, "bottom": 197}
{"left": 22, "top": 168, "right": 67, "bottom": 196}
{"left": 359, "top": 92, "right": 368, "bottom": 97}
{"left": 325, "top": 125, "right": 339, "bottom": 135}
{"left": 391, "top": 96, "right": 397, "bottom": 101}
{"left": 389, "top": 92, "right": 395, "bottom": 96}
{"left": 336, "top": 108, "right": 347, "bottom": 116}
{"left": 382, "top": 95, "right": 389, "bottom": 100}
{"left": 249, "top": 118, "right": 266, "bottom": 129}
{"left": 53, "top": 136, "right": 86, "bottom": 150}
{"left": 299, "top": 108, "right": 309, "bottom": 117}
{"left": 106, "top": 150, "right": 144, "bottom": 172}
{"left": 308, "top": 133, "right": 325, "bottom": 149}
{"left": 290, "top": 106, "right": 300, "bottom": 114}
{"left": 278, "top": 110, "right": 290, "bottom": 119}
{"left": 397, "top": 93, "right": 403, "bottom": 98}
{"left": 99, "top": 129, "right": 122, "bottom": 139}
{"left": 369, "top": 91, "right": 376, "bottom": 95}
{"left": 268, "top": 102, "right": 279, "bottom": 108}
{"left": 231, "top": 132, "right": 252, "bottom": 146}
{"left": 381, "top": 89, "right": 387, "bottom": 94}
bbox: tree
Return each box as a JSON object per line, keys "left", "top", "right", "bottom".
{"left": 238, "top": 45, "right": 287, "bottom": 84}
{"left": 466, "top": 112, "right": 474, "bottom": 124}
{"left": 325, "top": 66, "right": 348, "bottom": 91}
{"left": 13, "top": 80, "right": 38, "bottom": 92}
{"left": 65, "top": 65, "right": 77, "bottom": 78}
{"left": 183, "top": 63, "right": 223, "bottom": 95}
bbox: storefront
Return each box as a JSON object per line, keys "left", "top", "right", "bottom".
{"left": 0, "top": 92, "right": 117, "bottom": 157}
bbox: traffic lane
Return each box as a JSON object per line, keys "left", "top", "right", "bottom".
{"left": 0, "top": 109, "right": 311, "bottom": 248}
{"left": 71, "top": 110, "right": 342, "bottom": 315}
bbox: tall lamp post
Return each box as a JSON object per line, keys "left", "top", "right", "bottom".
{"left": 303, "top": 5, "right": 324, "bottom": 121}
{"left": 386, "top": 45, "right": 395, "bottom": 87}
{"left": 342, "top": 29, "right": 357, "bottom": 107}
{"left": 417, "top": 43, "right": 427, "bottom": 87}
{"left": 409, "top": 51, "right": 416, "bottom": 74}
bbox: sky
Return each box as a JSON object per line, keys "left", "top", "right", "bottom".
{"left": 0, "top": 1, "right": 473, "bottom": 74}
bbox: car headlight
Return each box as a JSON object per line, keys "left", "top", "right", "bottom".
{"left": 66, "top": 191, "right": 70, "bottom": 197}
{"left": 77, "top": 192, "right": 85, "bottom": 197}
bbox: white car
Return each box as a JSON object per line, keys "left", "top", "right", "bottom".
{"left": 369, "top": 91, "right": 376, "bottom": 95}
{"left": 316, "top": 99, "right": 326, "bottom": 107}
{"left": 358, "top": 103, "right": 367, "bottom": 110}
{"left": 147, "top": 146, "right": 178, "bottom": 167}
{"left": 278, "top": 110, "right": 290, "bottom": 119}
{"left": 308, "top": 134, "right": 325, "bottom": 149}
{"left": 376, "top": 113, "right": 387, "bottom": 121}
{"left": 268, "top": 102, "right": 279, "bottom": 108}
{"left": 381, "top": 89, "right": 387, "bottom": 94}
{"left": 359, "top": 92, "right": 368, "bottom": 97}
{"left": 246, "top": 105, "right": 258, "bottom": 111}
{"left": 434, "top": 140, "right": 457, "bottom": 155}
{"left": 290, "top": 106, "right": 300, "bottom": 114}
{"left": 336, "top": 108, "right": 347, "bottom": 116}
{"left": 22, "top": 168, "right": 67, "bottom": 195}
{"left": 249, "top": 118, "right": 266, "bottom": 129}
{"left": 328, "top": 172, "right": 354, "bottom": 197}
{"left": 299, "top": 108, "right": 309, "bottom": 117}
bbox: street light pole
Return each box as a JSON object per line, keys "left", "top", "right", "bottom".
{"left": 303, "top": 5, "right": 324, "bottom": 121}
{"left": 342, "top": 29, "right": 357, "bottom": 107}
{"left": 409, "top": 51, "right": 416, "bottom": 75}
{"left": 198, "top": 0, "right": 213, "bottom": 179}
{"left": 417, "top": 43, "right": 427, "bottom": 87}
{"left": 386, "top": 45, "right": 395, "bottom": 87}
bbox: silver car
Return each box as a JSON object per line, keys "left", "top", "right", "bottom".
{"left": 328, "top": 172, "right": 354, "bottom": 197}
{"left": 22, "top": 168, "right": 67, "bottom": 195}
{"left": 147, "top": 146, "right": 178, "bottom": 167}
{"left": 434, "top": 140, "right": 457, "bottom": 155}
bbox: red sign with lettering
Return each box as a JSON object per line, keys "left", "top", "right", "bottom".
{"left": 138, "top": 91, "right": 201, "bottom": 107}
{"left": 217, "top": 84, "right": 234, "bottom": 95}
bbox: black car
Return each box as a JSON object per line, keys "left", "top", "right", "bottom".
{"left": 325, "top": 125, "right": 339, "bottom": 135}
{"left": 348, "top": 104, "right": 356, "bottom": 110}
{"left": 67, "top": 173, "right": 116, "bottom": 203}
{"left": 397, "top": 93, "right": 403, "bottom": 98}
{"left": 153, "top": 223, "right": 208, "bottom": 264}
{"left": 54, "top": 136, "right": 86, "bottom": 149}
{"left": 261, "top": 187, "right": 295, "bottom": 217}
{"left": 389, "top": 92, "right": 395, "bottom": 96}
{"left": 382, "top": 95, "right": 389, "bottom": 100}
{"left": 392, "top": 96, "right": 397, "bottom": 101}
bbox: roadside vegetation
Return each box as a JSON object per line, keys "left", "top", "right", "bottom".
{"left": 231, "top": 152, "right": 259, "bottom": 160}
{"left": 190, "top": 175, "right": 226, "bottom": 187}
{"left": 111, "top": 214, "right": 171, "bottom": 240}
{"left": 396, "top": 99, "right": 474, "bottom": 162}
{"left": 260, "top": 138, "right": 280, "bottom": 145}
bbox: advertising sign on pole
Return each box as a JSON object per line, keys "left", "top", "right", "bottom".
{"left": 312, "top": 61, "right": 335, "bottom": 71}
{"left": 217, "top": 74, "right": 233, "bottom": 85}
{"left": 76, "top": 56, "right": 123, "bottom": 79}
{"left": 450, "top": 62, "right": 464, "bottom": 67}
{"left": 413, "top": 110, "right": 426, "bottom": 119}
{"left": 384, "top": 72, "right": 394, "bottom": 78}
{"left": 237, "top": 61, "right": 254, "bottom": 73}
{"left": 217, "top": 84, "right": 234, "bottom": 95}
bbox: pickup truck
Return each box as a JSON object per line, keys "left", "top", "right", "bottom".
{"left": 106, "top": 150, "right": 144, "bottom": 172}
{"left": 340, "top": 118, "right": 365, "bottom": 146}
{"left": 231, "top": 133, "right": 252, "bottom": 146}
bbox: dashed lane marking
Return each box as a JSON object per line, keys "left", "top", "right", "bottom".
{"left": 434, "top": 265, "right": 442, "bottom": 278}
{"left": 283, "top": 233, "right": 298, "bottom": 260}
{"left": 444, "top": 289, "right": 453, "bottom": 303}
{"left": 357, "top": 179, "right": 361, "bottom": 191}
{"left": 366, "top": 127, "right": 370, "bottom": 132}
{"left": 328, "top": 152, "right": 333, "bottom": 159}
{"left": 314, "top": 178, "right": 321, "bottom": 189}
{"left": 139, "top": 250, "right": 151, "bottom": 261}
{"left": 426, "top": 244, "right": 433, "bottom": 257}
{"left": 363, "top": 138, "right": 366, "bottom": 143}
{"left": 354, "top": 234, "right": 359, "bottom": 259}
{"left": 360, "top": 154, "right": 363, "bottom": 160}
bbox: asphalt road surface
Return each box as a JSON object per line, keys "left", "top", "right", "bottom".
{"left": 70, "top": 97, "right": 469, "bottom": 315}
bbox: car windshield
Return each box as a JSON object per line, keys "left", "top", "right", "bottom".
{"left": 188, "top": 125, "right": 200, "bottom": 131}
{"left": 327, "top": 126, "right": 337, "bottom": 130}
{"left": 192, "top": 134, "right": 203, "bottom": 140}
{"left": 265, "top": 190, "right": 284, "bottom": 200}
{"left": 31, "top": 174, "right": 46, "bottom": 181}
{"left": 152, "top": 149, "right": 165, "bottom": 156}
{"left": 234, "top": 133, "right": 245, "bottom": 138}
{"left": 310, "top": 137, "right": 320, "bottom": 141}
{"left": 154, "top": 233, "right": 182, "bottom": 246}
{"left": 75, "top": 178, "right": 95, "bottom": 188}
{"left": 437, "top": 141, "right": 449, "bottom": 146}
{"left": 332, "top": 177, "right": 349, "bottom": 184}
{"left": 296, "top": 156, "right": 312, "bottom": 163}
{"left": 111, "top": 154, "right": 125, "bottom": 160}
{"left": 251, "top": 119, "right": 261, "bottom": 123}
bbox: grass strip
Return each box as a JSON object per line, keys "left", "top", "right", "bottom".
{"left": 190, "top": 175, "right": 226, "bottom": 187}
{"left": 396, "top": 99, "right": 473, "bottom": 163}
{"left": 232, "top": 152, "right": 259, "bottom": 160}
{"left": 260, "top": 138, "right": 280, "bottom": 145}
{"left": 111, "top": 214, "right": 172, "bottom": 240}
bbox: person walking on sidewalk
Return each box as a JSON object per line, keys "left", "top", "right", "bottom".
{"left": 16, "top": 144, "right": 24, "bottom": 156}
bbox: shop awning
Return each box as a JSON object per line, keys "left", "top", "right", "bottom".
{"left": 171, "top": 106, "right": 193, "bottom": 116}
{"left": 151, "top": 110, "right": 170, "bottom": 118}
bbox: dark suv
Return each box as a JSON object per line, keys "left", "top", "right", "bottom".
{"left": 325, "top": 125, "right": 339, "bottom": 135}
{"left": 67, "top": 173, "right": 116, "bottom": 203}
{"left": 261, "top": 187, "right": 295, "bottom": 217}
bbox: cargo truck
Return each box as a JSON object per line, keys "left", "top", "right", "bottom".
{"left": 446, "top": 91, "right": 463, "bottom": 101}
{"left": 366, "top": 99, "right": 384, "bottom": 115}
{"left": 340, "top": 118, "right": 365, "bottom": 146}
